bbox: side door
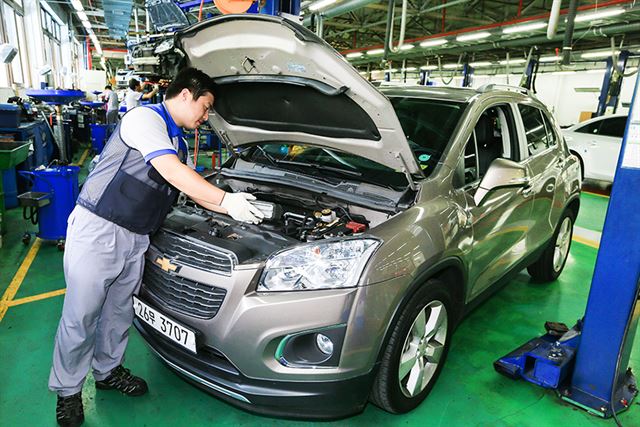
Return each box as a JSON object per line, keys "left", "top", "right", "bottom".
{"left": 455, "top": 103, "right": 534, "bottom": 300}
{"left": 594, "top": 116, "right": 627, "bottom": 181}
{"left": 516, "top": 103, "right": 563, "bottom": 250}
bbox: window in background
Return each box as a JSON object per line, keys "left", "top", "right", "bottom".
{"left": 2, "top": 1, "right": 29, "bottom": 86}
{"left": 40, "top": 6, "right": 62, "bottom": 87}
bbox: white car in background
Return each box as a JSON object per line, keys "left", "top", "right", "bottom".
{"left": 562, "top": 114, "right": 628, "bottom": 183}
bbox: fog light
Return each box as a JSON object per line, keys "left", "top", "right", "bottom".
{"left": 316, "top": 333, "right": 334, "bottom": 355}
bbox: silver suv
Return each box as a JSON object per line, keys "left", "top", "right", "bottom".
{"left": 133, "top": 15, "right": 581, "bottom": 419}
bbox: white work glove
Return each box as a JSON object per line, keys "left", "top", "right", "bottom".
{"left": 220, "top": 192, "right": 265, "bottom": 224}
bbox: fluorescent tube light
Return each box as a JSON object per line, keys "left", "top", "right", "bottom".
{"left": 402, "top": 67, "right": 417, "bottom": 71}
{"left": 346, "top": 52, "right": 363, "bottom": 59}
{"left": 443, "top": 63, "right": 460, "bottom": 69}
{"left": 70, "top": 0, "right": 84, "bottom": 11}
{"left": 366, "top": 48, "right": 385, "bottom": 55}
{"left": 456, "top": 31, "right": 491, "bottom": 42}
{"left": 539, "top": 55, "right": 560, "bottom": 62}
{"left": 386, "top": 68, "right": 398, "bottom": 73}
{"left": 419, "top": 38, "right": 447, "bottom": 48}
{"left": 499, "top": 58, "right": 526, "bottom": 65}
{"left": 581, "top": 50, "right": 620, "bottom": 59}
{"left": 470, "top": 61, "right": 492, "bottom": 67}
{"left": 502, "top": 22, "right": 546, "bottom": 34}
{"left": 399, "top": 44, "right": 415, "bottom": 51}
{"left": 309, "top": 0, "right": 338, "bottom": 12}
{"left": 575, "top": 7, "right": 625, "bottom": 23}
{"left": 420, "top": 65, "right": 437, "bottom": 70}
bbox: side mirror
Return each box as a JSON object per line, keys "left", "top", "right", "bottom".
{"left": 474, "top": 158, "right": 530, "bottom": 205}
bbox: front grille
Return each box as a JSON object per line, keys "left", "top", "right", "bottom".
{"left": 143, "top": 263, "right": 227, "bottom": 319}
{"left": 151, "top": 229, "right": 234, "bottom": 276}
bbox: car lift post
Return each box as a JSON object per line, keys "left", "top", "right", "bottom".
{"left": 494, "top": 74, "right": 640, "bottom": 419}
{"left": 462, "top": 62, "right": 474, "bottom": 88}
{"left": 596, "top": 51, "right": 629, "bottom": 117}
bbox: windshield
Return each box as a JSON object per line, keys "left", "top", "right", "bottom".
{"left": 242, "top": 144, "right": 409, "bottom": 189}
{"left": 390, "top": 97, "right": 467, "bottom": 175}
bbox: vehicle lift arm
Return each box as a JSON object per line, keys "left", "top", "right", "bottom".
{"left": 495, "top": 74, "right": 640, "bottom": 420}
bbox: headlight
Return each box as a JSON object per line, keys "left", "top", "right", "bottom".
{"left": 258, "top": 238, "right": 381, "bottom": 292}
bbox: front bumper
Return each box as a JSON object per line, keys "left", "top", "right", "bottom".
{"left": 134, "top": 317, "right": 375, "bottom": 419}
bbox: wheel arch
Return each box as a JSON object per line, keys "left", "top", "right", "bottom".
{"left": 373, "top": 257, "right": 466, "bottom": 367}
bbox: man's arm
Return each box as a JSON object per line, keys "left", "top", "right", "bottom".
{"left": 150, "top": 154, "right": 225, "bottom": 208}
{"left": 141, "top": 85, "right": 159, "bottom": 100}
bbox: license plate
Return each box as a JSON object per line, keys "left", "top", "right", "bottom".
{"left": 133, "top": 296, "right": 197, "bottom": 353}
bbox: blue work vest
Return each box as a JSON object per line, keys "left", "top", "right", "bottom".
{"left": 77, "top": 103, "right": 188, "bottom": 235}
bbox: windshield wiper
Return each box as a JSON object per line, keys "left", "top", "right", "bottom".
{"left": 274, "top": 159, "right": 362, "bottom": 177}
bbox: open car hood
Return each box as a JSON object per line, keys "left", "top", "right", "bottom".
{"left": 175, "top": 14, "right": 421, "bottom": 176}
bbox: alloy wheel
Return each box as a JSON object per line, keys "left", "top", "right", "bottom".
{"left": 398, "top": 301, "right": 448, "bottom": 398}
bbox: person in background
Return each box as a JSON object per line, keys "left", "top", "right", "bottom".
{"left": 124, "top": 78, "right": 159, "bottom": 111}
{"left": 100, "top": 85, "right": 119, "bottom": 124}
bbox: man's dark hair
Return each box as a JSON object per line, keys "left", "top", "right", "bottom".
{"left": 165, "top": 67, "right": 215, "bottom": 100}
{"left": 128, "top": 78, "right": 140, "bottom": 90}
{"left": 105, "top": 85, "right": 112, "bottom": 90}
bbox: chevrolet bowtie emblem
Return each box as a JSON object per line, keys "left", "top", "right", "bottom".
{"left": 155, "top": 256, "right": 180, "bottom": 273}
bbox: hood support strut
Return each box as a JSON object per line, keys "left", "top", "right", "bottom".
{"left": 396, "top": 152, "right": 418, "bottom": 191}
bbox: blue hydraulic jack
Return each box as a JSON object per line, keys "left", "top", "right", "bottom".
{"left": 495, "top": 74, "right": 640, "bottom": 420}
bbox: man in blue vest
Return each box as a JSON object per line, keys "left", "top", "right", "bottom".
{"left": 50, "top": 67, "right": 264, "bottom": 427}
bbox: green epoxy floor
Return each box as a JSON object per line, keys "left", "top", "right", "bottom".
{"left": 1, "top": 167, "right": 639, "bottom": 426}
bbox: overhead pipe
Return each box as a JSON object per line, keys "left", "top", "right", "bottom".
{"left": 561, "top": 0, "right": 579, "bottom": 65}
{"left": 303, "top": 0, "right": 379, "bottom": 26}
{"left": 547, "top": 0, "right": 562, "bottom": 39}
{"left": 386, "top": 0, "right": 409, "bottom": 55}
{"left": 348, "top": 21, "right": 640, "bottom": 65}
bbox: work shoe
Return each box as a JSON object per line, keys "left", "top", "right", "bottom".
{"left": 56, "top": 392, "right": 84, "bottom": 427}
{"left": 95, "top": 365, "right": 148, "bottom": 396}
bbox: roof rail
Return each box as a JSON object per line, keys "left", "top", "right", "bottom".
{"left": 477, "top": 83, "right": 531, "bottom": 95}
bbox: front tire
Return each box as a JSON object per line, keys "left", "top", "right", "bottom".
{"left": 527, "top": 210, "right": 575, "bottom": 282}
{"left": 370, "top": 279, "right": 453, "bottom": 413}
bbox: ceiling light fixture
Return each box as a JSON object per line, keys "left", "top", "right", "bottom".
{"left": 419, "top": 38, "right": 447, "bottom": 48}
{"left": 539, "top": 55, "right": 561, "bottom": 62}
{"left": 456, "top": 31, "right": 491, "bottom": 42}
{"left": 70, "top": 0, "right": 84, "bottom": 11}
{"left": 443, "top": 63, "right": 460, "bottom": 69}
{"left": 420, "top": 65, "right": 437, "bottom": 70}
{"left": 502, "top": 22, "right": 546, "bottom": 34}
{"left": 308, "top": 0, "right": 338, "bottom": 12}
{"left": 581, "top": 50, "right": 620, "bottom": 59}
{"left": 403, "top": 67, "right": 417, "bottom": 71}
{"left": 499, "top": 58, "right": 526, "bottom": 65}
{"left": 386, "top": 68, "right": 398, "bottom": 73}
{"left": 366, "top": 48, "right": 385, "bottom": 55}
{"left": 470, "top": 61, "right": 492, "bottom": 67}
{"left": 399, "top": 44, "right": 415, "bottom": 51}
{"left": 346, "top": 52, "right": 363, "bottom": 59}
{"left": 574, "top": 7, "right": 625, "bottom": 23}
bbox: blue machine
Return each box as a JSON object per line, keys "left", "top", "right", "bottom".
{"left": 495, "top": 74, "right": 640, "bottom": 419}
{"left": 90, "top": 123, "right": 115, "bottom": 154}
{"left": 18, "top": 166, "right": 80, "bottom": 249}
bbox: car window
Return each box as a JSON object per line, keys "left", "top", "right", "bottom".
{"left": 390, "top": 97, "right": 467, "bottom": 176}
{"left": 541, "top": 112, "right": 558, "bottom": 148}
{"left": 456, "top": 104, "right": 518, "bottom": 188}
{"left": 574, "top": 120, "right": 601, "bottom": 135}
{"left": 519, "top": 104, "right": 554, "bottom": 156}
{"left": 598, "top": 116, "right": 627, "bottom": 139}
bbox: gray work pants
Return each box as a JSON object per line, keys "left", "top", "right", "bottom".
{"left": 106, "top": 109, "right": 119, "bottom": 124}
{"left": 49, "top": 206, "right": 149, "bottom": 396}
